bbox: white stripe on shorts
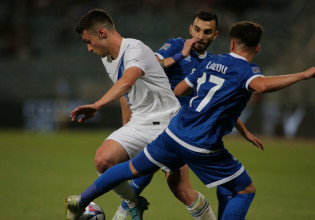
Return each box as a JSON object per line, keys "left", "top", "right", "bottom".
{"left": 144, "top": 147, "right": 171, "bottom": 173}
{"left": 165, "top": 128, "right": 222, "bottom": 154}
{"left": 205, "top": 166, "right": 245, "bottom": 188}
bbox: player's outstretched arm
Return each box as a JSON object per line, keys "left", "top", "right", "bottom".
{"left": 94, "top": 67, "right": 143, "bottom": 109}
{"left": 235, "top": 118, "right": 264, "bottom": 150}
{"left": 249, "top": 67, "right": 315, "bottom": 93}
{"left": 70, "top": 67, "right": 143, "bottom": 123}
{"left": 156, "top": 38, "right": 195, "bottom": 69}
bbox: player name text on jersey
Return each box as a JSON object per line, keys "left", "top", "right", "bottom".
{"left": 205, "top": 61, "right": 227, "bottom": 74}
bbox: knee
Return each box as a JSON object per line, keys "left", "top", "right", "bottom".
{"left": 239, "top": 183, "right": 256, "bottom": 194}
{"left": 94, "top": 150, "right": 115, "bottom": 174}
{"left": 247, "top": 183, "right": 256, "bottom": 194}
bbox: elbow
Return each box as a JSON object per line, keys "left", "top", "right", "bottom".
{"left": 174, "top": 88, "right": 180, "bottom": 96}
{"left": 254, "top": 87, "right": 266, "bottom": 94}
{"left": 126, "top": 81, "right": 134, "bottom": 90}
{"left": 122, "top": 79, "right": 134, "bottom": 91}
{"left": 174, "top": 87, "right": 183, "bottom": 96}
{"left": 252, "top": 84, "right": 269, "bottom": 93}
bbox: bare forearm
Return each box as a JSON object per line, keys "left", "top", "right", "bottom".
{"left": 120, "top": 97, "right": 132, "bottom": 125}
{"left": 95, "top": 79, "right": 132, "bottom": 109}
{"left": 250, "top": 72, "right": 307, "bottom": 93}
{"left": 235, "top": 118, "right": 248, "bottom": 137}
{"left": 95, "top": 67, "right": 142, "bottom": 110}
{"left": 158, "top": 57, "right": 176, "bottom": 68}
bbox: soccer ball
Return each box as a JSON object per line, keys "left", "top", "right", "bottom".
{"left": 79, "top": 202, "right": 105, "bottom": 220}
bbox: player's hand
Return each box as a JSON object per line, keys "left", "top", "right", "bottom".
{"left": 303, "top": 67, "right": 315, "bottom": 79}
{"left": 182, "top": 38, "right": 196, "bottom": 57}
{"left": 70, "top": 104, "right": 98, "bottom": 123}
{"left": 245, "top": 132, "right": 264, "bottom": 150}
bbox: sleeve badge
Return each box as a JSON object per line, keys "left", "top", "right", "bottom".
{"left": 252, "top": 66, "right": 261, "bottom": 74}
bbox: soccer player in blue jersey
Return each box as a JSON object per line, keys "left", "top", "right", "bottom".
{"left": 154, "top": 10, "right": 263, "bottom": 219}
{"left": 155, "top": 10, "right": 219, "bottom": 107}
{"left": 116, "top": 10, "right": 263, "bottom": 220}
{"left": 66, "top": 21, "right": 315, "bottom": 219}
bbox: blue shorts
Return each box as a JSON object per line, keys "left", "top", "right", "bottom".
{"left": 141, "top": 130, "right": 252, "bottom": 191}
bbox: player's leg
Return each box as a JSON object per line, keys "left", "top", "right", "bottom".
{"left": 94, "top": 139, "right": 130, "bottom": 173}
{"left": 95, "top": 139, "right": 143, "bottom": 209}
{"left": 220, "top": 184, "right": 255, "bottom": 220}
{"left": 66, "top": 150, "right": 160, "bottom": 219}
{"left": 216, "top": 186, "right": 233, "bottom": 220}
{"left": 166, "top": 165, "right": 198, "bottom": 205}
{"left": 97, "top": 125, "right": 162, "bottom": 219}
{"left": 219, "top": 170, "right": 255, "bottom": 220}
{"left": 166, "top": 165, "right": 216, "bottom": 220}
{"left": 181, "top": 146, "right": 254, "bottom": 220}
{"left": 118, "top": 175, "right": 153, "bottom": 219}
{"left": 66, "top": 161, "right": 139, "bottom": 220}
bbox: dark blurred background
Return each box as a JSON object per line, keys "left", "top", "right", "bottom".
{"left": 0, "top": 0, "right": 314, "bottom": 138}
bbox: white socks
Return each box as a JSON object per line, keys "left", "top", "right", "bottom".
{"left": 112, "top": 181, "right": 138, "bottom": 208}
{"left": 186, "top": 192, "right": 217, "bottom": 220}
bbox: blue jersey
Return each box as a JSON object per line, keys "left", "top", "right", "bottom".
{"left": 155, "top": 38, "right": 211, "bottom": 107}
{"left": 167, "top": 53, "right": 263, "bottom": 151}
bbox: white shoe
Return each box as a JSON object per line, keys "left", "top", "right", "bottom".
{"left": 65, "top": 195, "right": 85, "bottom": 220}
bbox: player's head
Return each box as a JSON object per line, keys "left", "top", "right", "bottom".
{"left": 75, "top": 9, "right": 115, "bottom": 57}
{"left": 75, "top": 9, "right": 115, "bottom": 35}
{"left": 229, "top": 21, "right": 263, "bottom": 54}
{"left": 190, "top": 10, "right": 219, "bottom": 54}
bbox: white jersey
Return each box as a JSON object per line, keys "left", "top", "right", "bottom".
{"left": 102, "top": 38, "right": 180, "bottom": 129}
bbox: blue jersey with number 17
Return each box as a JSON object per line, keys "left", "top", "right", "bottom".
{"left": 167, "top": 52, "right": 263, "bottom": 151}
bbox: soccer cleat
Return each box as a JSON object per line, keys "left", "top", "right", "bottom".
{"left": 65, "top": 195, "right": 85, "bottom": 220}
{"left": 112, "top": 204, "right": 129, "bottom": 220}
{"left": 126, "top": 196, "right": 149, "bottom": 220}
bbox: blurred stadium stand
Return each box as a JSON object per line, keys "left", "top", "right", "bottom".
{"left": 0, "top": 0, "right": 314, "bottom": 137}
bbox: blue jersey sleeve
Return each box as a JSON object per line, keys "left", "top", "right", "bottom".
{"left": 185, "top": 68, "right": 202, "bottom": 89}
{"left": 241, "top": 64, "right": 263, "bottom": 91}
{"left": 155, "top": 38, "right": 184, "bottom": 59}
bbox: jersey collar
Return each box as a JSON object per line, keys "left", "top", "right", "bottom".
{"left": 191, "top": 50, "right": 208, "bottom": 59}
{"left": 229, "top": 52, "right": 248, "bottom": 62}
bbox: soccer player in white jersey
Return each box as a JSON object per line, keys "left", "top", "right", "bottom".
{"left": 67, "top": 9, "right": 181, "bottom": 220}
{"left": 66, "top": 20, "right": 315, "bottom": 219}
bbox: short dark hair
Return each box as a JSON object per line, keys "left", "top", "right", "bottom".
{"left": 229, "top": 21, "right": 263, "bottom": 48}
{"left": 193, "top": 10, "right": 218, "bottom": 30}
{"left": 75, "top": 9, "right": 114, "bottom": 35}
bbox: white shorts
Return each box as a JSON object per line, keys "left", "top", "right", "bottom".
{"left": 106, "top": 123, "right": 165, "bottom": 159}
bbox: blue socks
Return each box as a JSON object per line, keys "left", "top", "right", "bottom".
{"left": 217, "top": 186, "right": 233, "bottom": 220}
{"left": 221, "top": 193, "right": 255, "bottom": 220}
{"left": 80, "top": 161, "right": 134, "bottom": 207}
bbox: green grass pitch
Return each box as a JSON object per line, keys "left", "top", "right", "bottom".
{"left": 1, "top": 129, "right": 314, "bottom": 219}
